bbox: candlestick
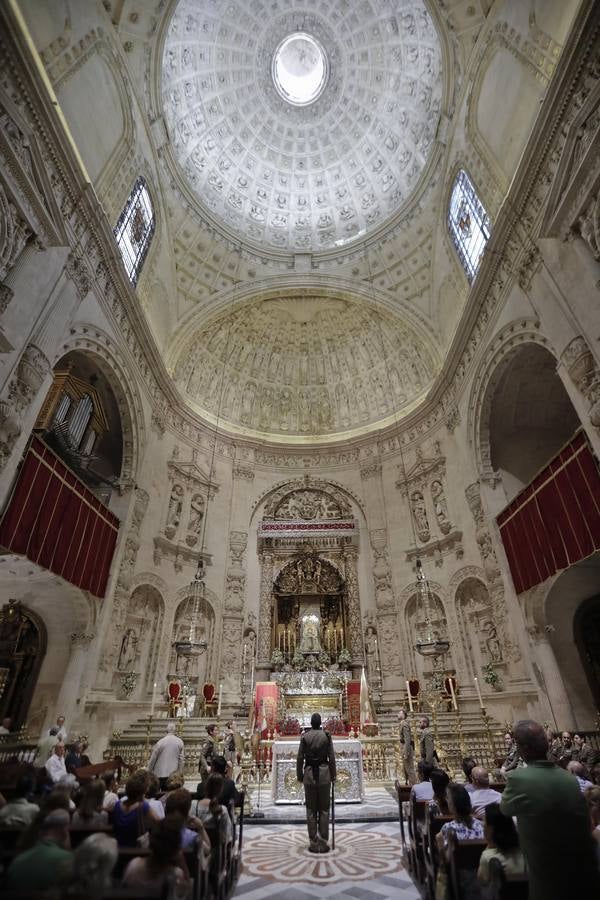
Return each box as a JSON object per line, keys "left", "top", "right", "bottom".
{"left": 474, "top": 676, "right": 484, "bottom": 708}
{"left": 217, "top": 683, "right": 223, "bottom": 718}
{"left": 278, "top": 631, "right": 282, "bottom": 652}
{"left": 448, "top": 677, "right": 458, "bottom": 711}
{"left": 406, "top": 680, "right": 414, "bottom": 713}
{"left": 150, "top": 681, "right": 157, "bottom": 717}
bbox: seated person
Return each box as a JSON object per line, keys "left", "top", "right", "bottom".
{"left": 145, "top": 774, "right": 166, "bottom": 819}
{"left": 5, "top": 808, "right": 73, "bottom": 892}
{"left": 429, "top": 769, "right": 450, "bottom": 816}
{"left": 112, "top": 771, "right": 160, "bottom": 847}
{"left": 585, "top": 785, "right": 600, "bottom": 866}
{"left": 122, "top": 814, "right": 191, "bottom": 899}
{"left": 478, "top": 802, "right": 526, "bottom": 885}
{"left": 501, "top": 733, "right": 520, "bottom": 777}
{"left": 461, "top": 757, "right": 478, "bottom": 793}
{"left": 567, "top": 760, "right": 594, "bottom": 792}
{"left": 0, "top": 773, "right": 39, "bottom": 827}
{"left": 61, "top": 832, "right": 118, "bottom": 899}
{"left": 164, "top": 788, "right": 207, "bottom": 850}
{"left": 161, "top": 771, "right": 185, "bottom": 808}
{"left": 195, "top": 755, "right": 241, "bottom": 807}
{"left": 65, "top": 740, "right": 83, "bottom": 775}
{"left": 469, "top": 767, "right": 502, "bottom": 818}
{"left": 190, "top": 773, "right": 233, "bottom": 846}
{"left": 101, "top": 772, "right": 119, "bottom": 813}
{"left": 436, "top": 783, "right": 484, "bottom": 851}
{"left": 410, "top": 761, "right": 434, "bottom": 801}
{"left": 71, "top": 780, "right": 109, "bottom": 829}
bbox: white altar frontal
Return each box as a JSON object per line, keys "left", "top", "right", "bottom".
{"left": 272, "top": 737, "right": 364, "bottom": 804}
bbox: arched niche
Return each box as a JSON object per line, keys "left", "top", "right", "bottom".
{"left": 454, "top": 577, "right": 502, "bottom": 681}
{"left": 168, "top": 595, "right": 216, "bottom": 689}
{"left": 37, "top": 350, "right": 125, "bottom": 505}
{"left": 0, "top": 602, "right": 47, "bottom": 729}
{"left": 404, "top": 589, "right": 452, "bottom": 685}
{"left": 479, "top": 340, "right": 580, "bottom": 501}
{"left": 115, "top": 584, "right": 164, "bottom": 699}
{"left": 544, "top": 551, "right": 600, "bottom": 726}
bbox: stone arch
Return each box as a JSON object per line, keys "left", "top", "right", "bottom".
{"left": 170, "top": 585, "right": 218, "bottom": 688}
{"left": 468, "top": 319, "right": 562, "bottom": 486}
{"left": 53, "top": 326, "right": 146, "bottom": 485}
{"left": 117, "top": 583, "right": 165, "bottom": 698}
{"left": 251, "top": 475, "right": 366, "bottom": 523}
{"left": 402, "top": 580, "right": 453, "bottom": 686}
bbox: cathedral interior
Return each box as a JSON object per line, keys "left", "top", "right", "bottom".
{"left": 0, "top": 0, "right": 600, "bottom": 892}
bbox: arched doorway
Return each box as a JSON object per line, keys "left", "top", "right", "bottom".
{"left": 575, "top": 593, "right": 600, "bottom": 711}
{"left": 0, "top": 601, "right": 47, "bottom": 729}
{"left": 486, "top": 343, "right": 580, "bottom": 500}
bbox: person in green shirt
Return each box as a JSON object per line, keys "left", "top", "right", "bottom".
{"left": 500, "top": 719, "right": 600, "bottom": 900}
{"left": 5, "top": 808, "right": 73, "bottom": 891}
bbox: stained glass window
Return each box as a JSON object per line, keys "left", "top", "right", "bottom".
{"left": 114, "top": 177, "right": 155, "bottom": 286}
{"left": 448, "top": 169, "right": 491, "bottom": 282}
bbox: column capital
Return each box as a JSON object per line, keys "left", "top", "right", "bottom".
{"left": 70, "top": 631, "right": 94, "bottom": 648}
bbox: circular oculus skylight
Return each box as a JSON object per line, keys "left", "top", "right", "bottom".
{"left": 272, "top": 33, "right": 328, "bottom": 106}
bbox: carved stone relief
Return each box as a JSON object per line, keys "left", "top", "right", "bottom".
{"left": 0, "top": 342, "right": 50, "bottom": 471}
{"left": 561, "top": 335, "right": 600, "bottom": 428}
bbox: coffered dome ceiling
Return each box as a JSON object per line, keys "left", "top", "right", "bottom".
{"left": 161, "top": 0, "right": 443, "bottom": 253}
{"left": 172, "top": 295, "right": 438, "bottom": 440}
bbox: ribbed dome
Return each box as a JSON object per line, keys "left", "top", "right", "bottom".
{"left": 161, "top": 0, "right": 442, "bottom": 253}
{"left": 173, "top": 295, "right": 437, "bottom": 439}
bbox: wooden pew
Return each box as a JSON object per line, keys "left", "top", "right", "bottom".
{"left": 446, "top": 833, "right": 487, "bottom": 900}
{"left": 487, "top": 857, "right": 529, "bottom": 899}
{"left": 407, "top": 797, "right": 429, "bottom": 883}
{"left": 394, "top": 780, "right": 411, "bottom": 845}
{"left": 422, "top": 809, "right": 452, "bottom": 900}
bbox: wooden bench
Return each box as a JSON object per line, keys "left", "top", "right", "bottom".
{"left": 422, "top": 810, "right": 452, "bottom": 900}
{"left": 407, "top": 797, "right": 429, "bottom": 883}
{"left": 394, "top": 780, "right": 411, "bottom": 845}
{"left": 446, "top": 833, "right": 487, "bottom": 900}
{"left": 487, "top": 857, "right": 529, "bottom": 899}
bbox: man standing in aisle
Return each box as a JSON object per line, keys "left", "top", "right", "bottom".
{"left": 297, "top": 713, "right": 336, "bottom": 853}
{"left": 419, "top": 715, "right": 437, "bottom": 766}
{"left": 398, "top": 709, "right": 416, "bottom": 785}
{"left": 148, "top": 722, "right": 185, "bottom": 790}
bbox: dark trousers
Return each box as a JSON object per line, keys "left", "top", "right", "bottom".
{"left": 303, "top": 765, "right": 331, "bottom": 845}
{"left": 158, "top": 777, "right": 169, "bottom": 791}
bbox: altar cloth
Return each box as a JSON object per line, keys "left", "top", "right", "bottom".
{"left": 271, "top": 737, "right": 364, "bottom": 804}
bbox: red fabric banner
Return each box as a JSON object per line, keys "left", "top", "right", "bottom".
{"left": 346, "top": 680, "right": 360, "bottom": 727}
{"left": 497, "top": 431, "right": 600, "bottom": 593}
{"left": 254, "top": 682, "right": 279, "bottom": 738}
{"left": 0, "top": 436, "right": 119, "bottom": 598}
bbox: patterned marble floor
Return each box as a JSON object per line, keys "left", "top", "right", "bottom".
{"left": 242, "top": 784, "right": 398, "bottom": 821}
{"left": 233, "top": 822, "right": 420, "bottom": 899}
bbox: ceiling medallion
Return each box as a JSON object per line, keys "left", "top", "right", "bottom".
{"left": 272, "top": 33, "right": 329, "bottom": 107}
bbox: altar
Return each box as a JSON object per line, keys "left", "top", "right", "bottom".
{"left": 271, "top": 737, "right": 364, "bottom": 804}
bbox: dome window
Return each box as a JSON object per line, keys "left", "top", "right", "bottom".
{"left": 272, "top": 33, "right": 328, "bottom": 107}
{"left": 448, "top": 169, "right": 491, "bottom": 282}
{"left": 114, "top": 176, "right": 155, "bottom": 286}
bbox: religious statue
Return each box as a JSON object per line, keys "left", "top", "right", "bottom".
{"left": 411, "top": 490, "right": 430, "bottom": 542}
{"left": 188, "top": 493, "right": 205, "bottom": 534}
{"left": 314, "top": 559, "right": 322, "bottom": 585}
{"left": 483, "top": 619, "right": 503, "bottom": 663}
{"left": 299, "top": 614, "right": 321, "bottom": 654}
{"left": 431, "top": 480, "right": 451, "bottom": 534}
{"left": 117, "top": 627, "right": 138, "bottom": 671}
{"left": 365, "top": 625, "right": 379, "bottom": 679}
{"left": 166, "top": 484, "right": 183, "bottom": 536}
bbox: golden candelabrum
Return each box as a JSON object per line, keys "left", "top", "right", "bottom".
{"left": 144, "top": 715, "right": 153, "bottom": 759}
{"left": 450, "top": 707, "right": 467, "bottom": 779}
{"left": 480, "top": 707, "right": 497, "bottom": 761}
{"left": 239, "top": 731, "right": 254, "bottom": 817}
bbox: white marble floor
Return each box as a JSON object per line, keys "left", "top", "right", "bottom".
{"left": 242, "top": 784, "right": 399, "bottom": 821}
{"left": 233, "top": 822, "right": 420, "bottom": 900}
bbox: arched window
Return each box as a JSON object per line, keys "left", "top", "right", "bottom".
{"left": 114, "top": 177, "right": 155, "bottom": 286}
{"left": 448, "top": 169, "right": 491, "bottom": 282}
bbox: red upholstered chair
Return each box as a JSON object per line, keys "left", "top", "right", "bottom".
{"left": 202, "top": 681, "right": 217, "bottom": 716}
{"left": 408, "top": 678, "right": 421, "bottom": 712}
{"left": 168, "top": 680, "right": 182, "bottom": 717}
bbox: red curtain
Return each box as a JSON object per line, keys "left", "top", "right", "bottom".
{"left": 346, "top": 680, "right": 360, "bottom": 727}
{"left": 497, "top": 431, "right": 600, "bottom": 594}
{"left": 0, "top": 436, "right": 119, "bottom": 598}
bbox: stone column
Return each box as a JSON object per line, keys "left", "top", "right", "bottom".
{"left": 54, "top": 632, "right": 95, "bottom": 727}
{"left": 343, "top": 545, "right": 363, "bottom": 663}
{"left": 527, "top": 626, "right": 576, "bottom": 730}
{"left": 257, "top": 550, "right": 274, "bottom": 670}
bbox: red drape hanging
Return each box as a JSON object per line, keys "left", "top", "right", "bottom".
{"left": 497, "top": 430, "right": 600, "bottom": 594}
{"left": 0, "top": 436, "right": 120, "bottom": 598}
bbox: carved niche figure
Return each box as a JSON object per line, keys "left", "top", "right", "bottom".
{"left": 275, "top": 489, "right": 341, "bottom": 521}
{"left": 365, "top": 625, "right": 379, "bottom": 676}
{"left": 411, "top": 491, "right": 430, "bottom": 543}
{"left": 166, "top": 484, "right": 184, "bottom": 537}
{"left": 431, "top": 480, "right": 451, "bottom": 534}
{"left": 483, "top": 619, "right": 503, "bottom": 663}
{"left": 117, "top": 627, "right": 138, "bottom": 671}
{"left": 188, "top": 494, "right": 205, "bottom": 535}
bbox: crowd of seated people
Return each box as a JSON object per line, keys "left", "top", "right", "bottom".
{"left": 0, "top": 750, "right": 244, "bottom": 899}
{"left": 401, "top": 719, "right": 600, "bottom": 899}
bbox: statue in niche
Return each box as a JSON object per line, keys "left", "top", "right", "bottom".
{"left": 314, "top": 559, "right": 322, "bottom": 586}
{"left": 365, "top": 625, "right": 378, "bottom": 676}
{"left": 188, "top": 494, "right": 205, "bottom": 534}
{"left": 411, "top": 490, "right": 430, "bottom": 543}
{"left": 299, "top": 614, "right": 321, "bottom": 653}
{"left": 483, "top": 619, "right": 503, "bottom": 663}
{"left": 118, "top": 627, "right": 138, "bottom": 671}
{"left": 431, "top": 480, "right": 451, "bottom": 534}
{"left": 166, "top": 485, "right": 183, "bottom": 536}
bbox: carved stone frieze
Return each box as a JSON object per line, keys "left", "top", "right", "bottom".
{"left": 405, "top": 529, "right": 463, "bottom": 567}
{"left": 0, "top": 182, "right": 30, "bottom": 281}
{"left": 232, "top": 463, "right": 254, "bottom": 481}
{"left": 261, "top": 477, "right": 355, "bottom": 520}
{"left": 65, "top": 248, "right": 91, "bottom": 300}
{"left": 561, "top": 335, "right": 600, "bottom": 427}
{"left": 0, "top": 342, "right": 50, "bottom": 470}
